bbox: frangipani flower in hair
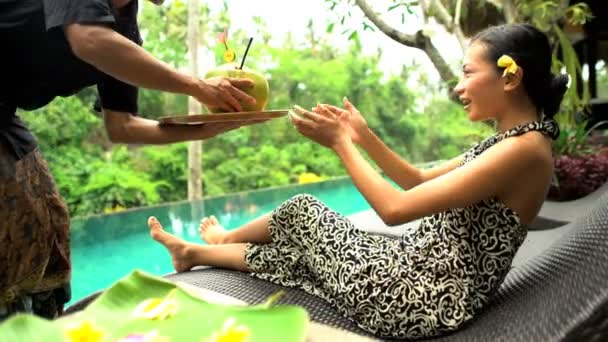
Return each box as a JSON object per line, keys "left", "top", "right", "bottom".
{"left": 497, "top": 55, "right": 518, "bottom": 77}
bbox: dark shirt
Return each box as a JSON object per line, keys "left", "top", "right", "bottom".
{"left": 0, "top": 0, "right": 142, "bottom": 159}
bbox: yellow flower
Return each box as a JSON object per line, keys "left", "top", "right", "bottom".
{"left": 223, "top": 49, "right": 235, "bottom": 63}
{"left": 298, "top": 172, "right": 324, "bottom": 184}
{"left": 207, "top": 318, "right": 251, "bottom": 342}
{"left": 64, "top": 321, "right": 105, "bottom": 342}
{"left": 132, "top": 289, "right": 178, "bottom": 320}
{"left": 497, "top": 55, "right": 518, "bottom": 77}
{"left": 150, "top": 335, "right": 171, "bottom": 342}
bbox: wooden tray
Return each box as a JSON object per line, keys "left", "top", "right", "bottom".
{"left": 159, "top": 110, "right": 288, "bottom": 125}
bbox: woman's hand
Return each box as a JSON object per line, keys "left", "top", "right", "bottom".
{"left": 195, "top": 77, "right": 257, "bottom": 113}
{"left": 320, "top": 97, "right": 368, "bottom": 145}
{"left": 290, "top": 105, "right": 352, "bottom": 150}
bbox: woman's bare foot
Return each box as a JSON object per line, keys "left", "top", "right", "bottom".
{"left": 199, "top": 215, "right": 229, "bottom": 244}
{"left": 148, "top": 216, "right": 194, "bottom": 272}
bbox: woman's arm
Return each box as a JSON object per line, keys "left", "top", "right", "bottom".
{"left": 358, "top": 127, "right": 463, "bottom": 189}
{"left": 321, "top": 100, "right": 462, "bottom": 189}
{"left": 334, "top": 136, "right": 539, "bottom": 226}
{"left": 357, "top": 128, "right": 424, "bottom": 189}
{"left": 292, "top": 105, "right": 540, "bottom": 227}
{"left": 419, "top": 156, "right": 464, "bottom": 181}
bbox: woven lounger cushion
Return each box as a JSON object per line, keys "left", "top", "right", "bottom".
{"left": 537, "top": 181, "right": 608, "bottom": 224}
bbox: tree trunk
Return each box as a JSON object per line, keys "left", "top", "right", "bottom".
{"left": 501, "top": 0, "right": 518, "bottom": 23}
{"left": 354, "top": 0, "right": 457, "bottom": 88}
{"left": 187, "top": 0, "right": 202, "bottom": 200}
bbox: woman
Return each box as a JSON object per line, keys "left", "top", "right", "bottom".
{"left": 147, "top": 24, "right": 568, "bottom": 339}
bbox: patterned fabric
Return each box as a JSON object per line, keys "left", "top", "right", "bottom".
{"left": 245, "top": 120, "right": 558, "bottom": 339}
{"left": 0, "top": 143, "right": 71, "bottom": 319}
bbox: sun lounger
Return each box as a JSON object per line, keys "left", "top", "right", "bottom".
{"left": 65, "top": 192, "right": 608, "bottom": 341}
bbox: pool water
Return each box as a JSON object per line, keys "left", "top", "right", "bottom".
{"left": 69, "top": 176, "right": 372, "bottom": 305}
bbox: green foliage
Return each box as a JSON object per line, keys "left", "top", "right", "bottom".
{"left": 409, "top": 96, "right": 493, "bottom": 161}
{"left": 517, "top": 1, "right": 592, "bottom": 31}
{"left": 200, "top": 121, "right": 346, "bottom": 196}
{"left": 138, "top": 1, "right": 190, "bottom": 118}
{"left": 140, "top": 1, "right": 188, "bottom": 67}
{"left": 517, "top": 0, "right": 593, "bottom": 130}
{"left": 77, "top": 147, "right": 168, "bottom": 214}
{"left": 40, "top": 145, "right": 101, "bottom": 215}
{"left": 19, "top": 96, "right": 102, "bottom": 146}
{"left": 553, "top": 120, "right": 608, "bottom": 157}
{"left": 134, "top": 144, "right": 189, "bottom": 201}
{"left": 19, "top": 96, "right": 170, "bottom": 216}
{"left": 599, "top": 63, "right": 608, "bottom": 99}
{"left": 553, "top": 122, "right": 591, "bottom": 156}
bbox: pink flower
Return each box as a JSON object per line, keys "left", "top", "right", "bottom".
{"left": 217, "top": 28, "right": 228, "bottom": 45}
{"left": 116, "top": 330, "right": 170, "bottom": 342}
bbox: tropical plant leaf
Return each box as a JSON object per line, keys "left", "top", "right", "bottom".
{"left": 0, "top": 270, "right": 309, "bottom": 342}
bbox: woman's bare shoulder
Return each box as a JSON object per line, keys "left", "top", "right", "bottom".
{"left": 495, "top": 132, "right": 554, "bottom": 222}
{"left": 499, "top": 131, "right": 553, "bottom": 163}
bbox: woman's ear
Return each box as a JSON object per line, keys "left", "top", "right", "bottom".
{"left": 503, "top": 68, "right": 523, "bottom": 92}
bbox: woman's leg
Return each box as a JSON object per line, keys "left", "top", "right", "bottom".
{"left": 149, "top": 217, "right": 251, "bottom": 272}
{"left": 199, "top": 213, "right": 272, "bottom": 245}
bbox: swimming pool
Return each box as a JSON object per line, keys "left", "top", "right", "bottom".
{"left": 69, "top": 176, "right": 373, "bottom": 305}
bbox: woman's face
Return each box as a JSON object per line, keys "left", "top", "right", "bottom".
{"left": 454, "top": 42, "right": 506, "bottom": 122}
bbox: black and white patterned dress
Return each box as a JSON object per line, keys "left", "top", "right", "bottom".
{"left": 244, "top": 121, "right": 559, "bottom": 339}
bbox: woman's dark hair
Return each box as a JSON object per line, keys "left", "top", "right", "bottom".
{"left": 472, "top": 24, "right": 569, "bottom": 119}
